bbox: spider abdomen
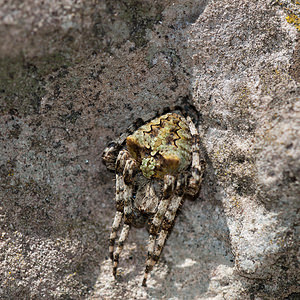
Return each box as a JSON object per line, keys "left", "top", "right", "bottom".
{"left": 126, "top": 113, "right": 192, "bottom": 179}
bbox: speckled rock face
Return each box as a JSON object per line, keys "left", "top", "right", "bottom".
{"left": 126, "top": 113, "right": 192, "bottom": 178}
{"left": 0, "top": 0, "right": 299, "bottom": 299}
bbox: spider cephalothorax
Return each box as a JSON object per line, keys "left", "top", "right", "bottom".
{"left": 102, "top": 111, "right": 205, "bottom": 286}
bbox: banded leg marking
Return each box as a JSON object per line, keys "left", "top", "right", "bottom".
{"left": 112, "top": 154, "right": 137, "bottom": 277}
{"left": 142, "top": 175, "right": 179, "bottom": 287}
{"left": 123, "top": 159, "right": 137, "bottom": 224}
{"left": 142, "top": 193, "right": 182, "bottom": 286}
{"left": 115, "top": 174, "right": 124, "bottom": 210}
{"left": 109, "top": 172, "right": 125, "bottom": 261}
{"left": 186, "top": 116, "right": 205, "bottom": 196}
{"left": 113, "top": 224, "right": 130, "bottom": 277}
{"left": 109, "top": 150, "right": 129, "bottom": 270}
{"left": 109, "top": 211, "right": 123, "bottom": 260}
{"left": 145, "top": 175, "right": 175, "bottom": 273}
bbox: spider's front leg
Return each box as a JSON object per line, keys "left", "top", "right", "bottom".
{"left": 142, "top": 175, "right": 184, "bottom": 287}
{"left": 111, "top": 150, "right": 138, "bottom": 277}
{"left": 102, "top": 141, "right": 122, "bottom": 171}
{"left": 185, "top": 116, "right": 206, "bottom": 196}
{"left": 109, "top": 150, "right": 128, "bottom": 260}
{"left": 102, "top": 118, "right": 145, "bottom": 170}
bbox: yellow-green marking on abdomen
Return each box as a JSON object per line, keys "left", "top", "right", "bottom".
{"left": 126, "top": 113, "right": 192, "bottom": 179}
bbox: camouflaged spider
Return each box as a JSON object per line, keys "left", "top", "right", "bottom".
{"left": 102, "top": 111, "right": 205, "bottom": 286}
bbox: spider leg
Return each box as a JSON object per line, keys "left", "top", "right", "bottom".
{"left": 113, "top": 153, "right": 138, "bottom": 277}
{"left": 109, "top": 174, "right": 124, "bottom": 260}
{"left": 113, "top": 223, "right": 130, "bottom": 277}
{"left": 142, "top": 175, "right": 183, "bottom": 287}
{"left": 109, "top": 150, "right": 129, "bottom": 261}
{"left": 102, "top": 118, "right": 145, "bottom": 170}
{"left": 185, "top": 116, "right": 205, "bottom": 196}
{"left": 123, "top": 159, "right": 138, "bottom": 224}
{"left": 144, "top": 175, "right": 175, "bottom": 279}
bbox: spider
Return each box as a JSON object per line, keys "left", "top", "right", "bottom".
{"left": 102, "top": 111, "right": 205, "bottom": 286}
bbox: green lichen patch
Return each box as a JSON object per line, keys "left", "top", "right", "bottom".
{"left": 92, "top": 0, "right": 163, "bottom": 49}
{"left": 119, "top": 0, "right": 163, "bottom": 47}
{"left": 0, "top": 52, "right": 74, "bottom": 116}
{"left": 59, "top": 109, "right": 82, "bottom": 125}
{"left": 0, "top": 56, "right": 45, "bottom": 116}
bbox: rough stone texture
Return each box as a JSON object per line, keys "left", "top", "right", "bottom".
{"left": 0, "top": 0, "right": 299, "bottom": 299}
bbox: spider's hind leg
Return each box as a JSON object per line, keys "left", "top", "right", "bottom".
{"left": 142, "top": 175, "right": 182, "bottom": 287}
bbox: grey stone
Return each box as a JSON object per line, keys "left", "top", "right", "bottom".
{"left": 0, "top": 0, "right": 299, "bottom": 299}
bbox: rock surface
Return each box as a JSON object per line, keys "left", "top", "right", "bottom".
{"left": 0, "top": 0, "right": 299, "bottom": 299}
